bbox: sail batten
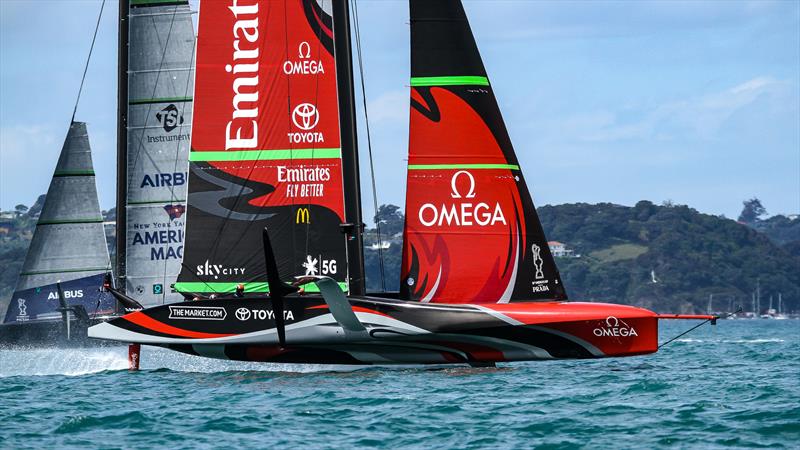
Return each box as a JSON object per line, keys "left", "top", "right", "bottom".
{"left": 401, "top": 0, "right": 566, "bottom": 304}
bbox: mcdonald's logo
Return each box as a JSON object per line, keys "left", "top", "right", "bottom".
{"left": 296, "top": 208, "right": 310, "bottom": 224}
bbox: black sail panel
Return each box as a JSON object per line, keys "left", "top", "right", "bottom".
{"left": 400, "top": 0, "right": 567, "bottom": 303}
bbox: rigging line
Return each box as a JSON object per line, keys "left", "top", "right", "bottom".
{"left": 72, "top": 0, "right": 106, "bottom": 123}
{"left": 352, "top": 0, "right": 386, "bottom": 291}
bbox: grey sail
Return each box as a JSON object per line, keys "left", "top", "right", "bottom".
{"left": 1, "top": 122, "right": 111, "bottom": 322}
{"left": 124, "top": 0, "right": 195, "bottom": 306}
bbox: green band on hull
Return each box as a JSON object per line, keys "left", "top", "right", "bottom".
{"left": 410, "top": 76, "right": 490, "bottom": 87}
{"left": 174, "top": 281, "right": 349, "bottom": 294}
{"left": 189, "top": 148, "right": 342, "bottom": 162}
{"left": 37, "top": 218, "right": 104, "bottom": 226}
{"left": 129, "top": 96, "right": 192, "bottom": 105}
{"left": 21, "top": 267, "right": 109, "bottom": 276}
{"left": 408, "top": 163, "right": 519, "bottom": 170}
{"left": 53, "top": 171, "right": 95, "bottom": 177}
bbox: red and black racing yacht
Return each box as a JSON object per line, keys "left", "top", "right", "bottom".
{"left": 89, "top": 0, "right": 714, "bottom": 367}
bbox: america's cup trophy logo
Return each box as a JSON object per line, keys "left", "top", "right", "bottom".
{"left": 532, "top": 244, "right": 545, "bottom": 280}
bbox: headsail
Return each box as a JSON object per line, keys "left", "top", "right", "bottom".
{"left": 400, "top": 0, "right": 566, "bottom": 303}
{"left": 123, "top": 0, "right": 195, "bottom": 305}
{"left": 2, "top": 122, "right": 115, "bottom": 323}
{"left": 175, "top": 0, "right": 349, "bottom": 295}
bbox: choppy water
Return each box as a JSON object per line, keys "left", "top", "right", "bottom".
{"left": 1, "top": 320, "right": 798, "bottom": 449}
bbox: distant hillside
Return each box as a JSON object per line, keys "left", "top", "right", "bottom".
{"left": 538, "top": 201, "right": 800, "bottom": 314}
{"left": 2, "top": 199, "right": 798, "bottom": 315}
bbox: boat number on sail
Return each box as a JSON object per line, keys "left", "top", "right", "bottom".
{"left": 169, "top": 306, "right": 227, "bottom": 321}
{"left": 418, "top": 171, "right": 506, "bottom": 227}
{"left": 283, "top": 41, "right": 325, "bottom": 75}
{"left": 289, "top": 102, "right": 324, "bottom": 144}
{"left": 235, "top": 307, "right": 295, "bottom": 321}
{"left": 593, "top": 316, "right": 638, "bottom": 337}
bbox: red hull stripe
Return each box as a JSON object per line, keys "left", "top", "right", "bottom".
{"left": 307, "top": 304, "right": 392, "bottom": 319}
{"left": 124, "top": 311, "right": 236, "bottom": 339}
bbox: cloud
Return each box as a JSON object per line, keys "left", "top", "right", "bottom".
{"left": 557, "top": 76, "right": 788, "bottom": 143}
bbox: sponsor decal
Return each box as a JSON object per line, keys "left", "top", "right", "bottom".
{"left": 296, "top": 207, "right": 310, "bottom": 224}
{"left": 145, "top": 133, "right": 190, "bottom": 144}
{"left": 283, "top": 41, "right": 325, "bottom": 75}
{"left": 288, "top": 102, "right": 324, "bottom": 144}
{"left": 235, "top": 307, "right": 295, "bottom": 321}
{"left": 131, "top": 227, "right": 184, "bottom": 261}
{"left": 302, "top": 254, "right": 337, "bottom": 276}
{"left": 418, "top": 171, "right": 507, "bottom": 227}
{"left": 153, "top": 284, "right": 164, "bottom": 295}
{"left": 155, "top": 104, "right": 185, "bottom": 132}
{"left": 47, "top": 290, "right": 83, "bottom": 300}
{"left": 280, "top": 165, "right": 329, "bottom": 198}
{"left": 593, "top": 316, "right": 639, "bottom": 337}
{"left": 169, "top": 305, "right": 227, "bottom": 320}
{"left": 530, "top": 244, "right": 550, "bottom": 293}
{"left": 16, "top": 298, "right": 29, "bottom": 322}
{"left": 163, "top": 204, "right": 186, "bottom": 221}
{"left": 196, "top": 260, "right": 247, "bottom": 279}
{"left": 224, "top": 1, "right": 260, "bottom": 150}
{"left": 140, "top": 172, "right": 186, "bottom": 189}
{"left": 532, "top": 244, "right": 545, "bottom": 280}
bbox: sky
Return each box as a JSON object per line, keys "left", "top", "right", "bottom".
{"left": 1, "top": 0, "right": 798, "bottom": 222}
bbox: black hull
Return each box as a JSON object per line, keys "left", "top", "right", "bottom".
{"left": 0, "top": 317, "right": 117, "bottom": 348}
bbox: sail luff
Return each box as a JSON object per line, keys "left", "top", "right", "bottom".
{"left": 116, "top": 0, "right": 130, "bottom": 294}
{"left": 332, "top": 0, "right": 365, "bottom": 296}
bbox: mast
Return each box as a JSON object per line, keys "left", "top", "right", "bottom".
{"left": 333, "top": 0, "right": 365, "bottom": 296}
{"left": 116, "top": 0, "right": 129, "bottom": 291}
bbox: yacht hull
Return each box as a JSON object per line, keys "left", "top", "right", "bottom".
{"left": 89, "top": 296, "right": 659, "bottom": 364}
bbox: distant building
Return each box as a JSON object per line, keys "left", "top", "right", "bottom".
{"left": 548, "top": 241, "right": 575, "bottom": 258}
{"left": 368, "top": 241, "right": 391, "bottom": 251}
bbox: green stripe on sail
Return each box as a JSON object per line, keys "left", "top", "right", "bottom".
{"left": 174, "top": 281, "right": 348, "bottom": 294}
{"left": 129, "top": 96, "right": 192, "bottom": 105}
{"left": 20, "top": 267, "right": 109, "bottom": 276}
{"left": 53, "top": 170, "right": 95, "bottom": 177}
{"left": 408, "top": 163, "right": 519, "bottom": 170}
{"left": 190, "top": 148, "right": 342, "bottom": 162}
{"left": 410, "top": 76, "right": 490, "bottom": 87}
{"left": 37, "top": 218, "right": 104, "bottom": 226}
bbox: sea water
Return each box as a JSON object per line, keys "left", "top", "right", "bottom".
{"left": 1, "top": 320, "right": 798, "bottom": 449}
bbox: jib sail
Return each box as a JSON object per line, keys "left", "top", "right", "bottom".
{"left": 175, "top": 0, "right": 348, "bottom": 295}
{"left": 123, "top": 0, "right": 195, "bottom": 305}
{"left": 400, "top": 0, "right": 566, "bottom": 303}
{"left": 2, "top": 122, "right": 115, "bottom": 323}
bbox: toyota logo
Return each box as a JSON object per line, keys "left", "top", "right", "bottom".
{"left": 292, "top": 103, "right": 319, "bottom": 130}
{"left": 235, "top": 307, "right": 251, "bottom": 321}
